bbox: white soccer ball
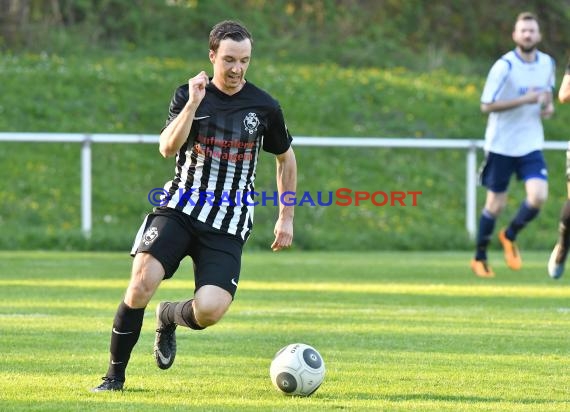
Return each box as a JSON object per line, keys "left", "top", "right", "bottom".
{"left": 269, "top": 343, "right": 325, "bottom": 397}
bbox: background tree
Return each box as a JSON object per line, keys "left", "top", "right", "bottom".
{"left": 1, "top": 0, "right": 569, "bottom": 72}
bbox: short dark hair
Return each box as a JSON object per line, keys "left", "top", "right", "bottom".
{"left": 515, "top": 11, "right": 539, "bottom": 25}
{"left": 209, "top": 20, "right": 253, "bottom": 52}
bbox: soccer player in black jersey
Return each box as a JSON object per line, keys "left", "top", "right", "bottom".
{"left": 92, "top": 20, "right": 297, "bottom": 392}
{"left": 548, "top": 58, "right": 570, "bottom": 279}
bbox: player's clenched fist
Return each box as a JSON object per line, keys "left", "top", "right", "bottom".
{"left": 188, "top": 71, "right": 209, "bottom": 105}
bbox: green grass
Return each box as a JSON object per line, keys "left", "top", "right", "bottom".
{"left": 1, "top": 250, "right": 569, "bottom": 411}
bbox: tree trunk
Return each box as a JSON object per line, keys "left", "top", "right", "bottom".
{"left": 0, "top": 0, "right": 30, "bottom": 47}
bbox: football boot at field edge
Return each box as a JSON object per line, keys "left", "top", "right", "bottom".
{"left": 548, "top": 243, "right": 566, "bottom": 279}
{"left": 498, "top": 229, "right": 522, "bottom": 270}
{"left": 470, "top": 259, "right": 495, "bottom": 278}
{"left": 91, "top": 377, "right": 124, "bottom": 392}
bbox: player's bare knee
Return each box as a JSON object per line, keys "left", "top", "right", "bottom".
{"left": 196, "top": 306, "right": 226, "bottom": 326}
{"left": 194, "top": 301, "right": 230, "bottom": 326}
{"left": 130, "top": 280, "right": 153, "bottom": 299}
{"left": 484, "top": 193, "right": 507, "bottom": 216}
{"left": 126, "top": 253, "right": 164, "bottom": 303}
{"left": 528, "top": 193, "right": 547, "bottom": 208}
{"left": 125, "top": 279, "right": 154, "bottom": 306}
{"left": 485, "top": 203, "right": 505, "bottom": 216}
{"left": 194, "top": 313, "right": 219, "bottom": 327}
{"left": 192, "top": 285, "right": 232, "bottom": 326}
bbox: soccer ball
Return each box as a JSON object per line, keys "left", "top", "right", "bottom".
{"left": 269, "top": 343, "right": 325, "bottom": 396}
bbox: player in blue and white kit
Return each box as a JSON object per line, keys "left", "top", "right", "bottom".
{"left": 471, "top": 12, "right": 555, "bottom": 278}
{"left": 547, "top": 58, "right": 570, "bottom": 279}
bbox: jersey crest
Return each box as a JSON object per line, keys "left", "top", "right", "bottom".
{"left": 243, "top": 112, "right": 260, "bottom": 135}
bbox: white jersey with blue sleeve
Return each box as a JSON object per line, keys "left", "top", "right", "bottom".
{"left": 481, "top": 49, "right": 555, "bottom": 156}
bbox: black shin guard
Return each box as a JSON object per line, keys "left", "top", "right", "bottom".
{"left": 106, "top": 301, "right": 145, "bottom": 381}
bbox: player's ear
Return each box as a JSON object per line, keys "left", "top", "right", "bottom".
{"left": 209, "top": 50, "right": 216, "bottom": 64}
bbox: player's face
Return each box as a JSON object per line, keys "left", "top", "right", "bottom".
{"left": 512, "top": 19, "right": 541, "bottom": 53}
{"left": 209, "top": 38, "right": 251, "bottom": 95}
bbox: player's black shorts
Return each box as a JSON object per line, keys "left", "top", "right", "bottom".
{"left": 130, "top": 207, "right": 244, "bottom": 298}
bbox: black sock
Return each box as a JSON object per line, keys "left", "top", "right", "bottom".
{"left": 558, "top": 200, "right": 570, "bottom": 249}
{"left": 106, "top": 301, "right": 145, "bottom": 382}
{"left": 475, "top": 209, "right": 496, "bottom": 261}
{"left": 505, "top": 200, "right": 540, "bottom": 241}
{"left": 171, "top": 299, "right": 205, "bottom": 330}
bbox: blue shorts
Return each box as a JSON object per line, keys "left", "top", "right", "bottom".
{"left": 478, "top": 150, "right": 548, "bottom": 193}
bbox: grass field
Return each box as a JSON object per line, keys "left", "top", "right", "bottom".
{"left": 1, "top": 250, "right": 569, "bottom": 411}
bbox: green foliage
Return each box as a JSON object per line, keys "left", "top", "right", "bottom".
{"left": 1, "top": 251, "right": 570, "bottom": 410}
{"left": 1, "top": 53, "right": 570, "bottom": 251}
{"left": 3, "top": 0, "right": 570, "bottom": 73}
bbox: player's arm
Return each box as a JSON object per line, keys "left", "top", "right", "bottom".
{"left": 540, "top": 57, "right": 557, "bottom": 118}
{"left": 480, "top": 59, "right": 544, "bottom": 114}
{"left": 271, "top": 147, "right": 297, "bottom": 252}
{"left": 480, "top": 91, "right": 544, "bottom": 114}
{"left": 540, "top": 89, "right": 555, "bottom": 119}
{"left": 159, "top": 71, "right": 209, "bottom": 158}
{"left": 559, "top": 61, "right": 570, "bottom": 103}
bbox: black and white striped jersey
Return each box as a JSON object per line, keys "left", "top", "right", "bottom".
{"left": 160, "top": 80, "right": 292, "bottom": 240}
